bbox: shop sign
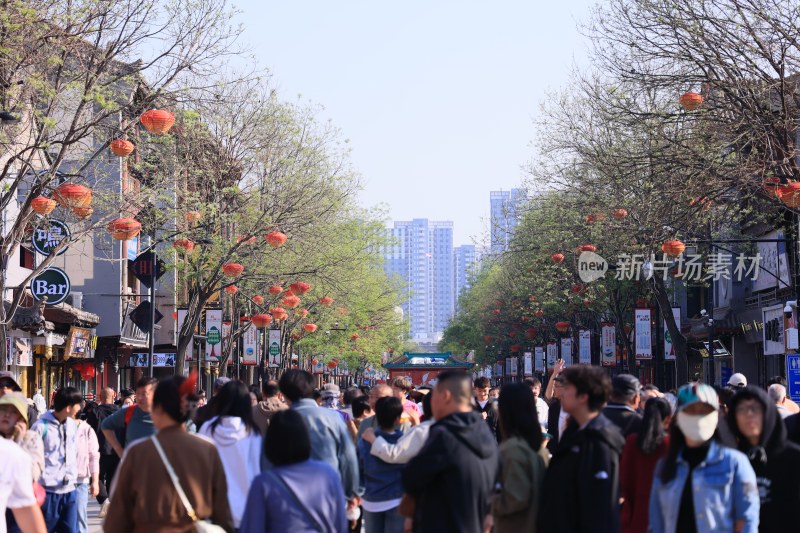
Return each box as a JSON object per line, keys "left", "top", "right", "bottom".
{"left": 763, "top": 304, "right": 785, "bottom": 355}
{"left": 65, "top": 327, "right": 92, "bottom": 359}
{"left": 32, "top": 219, "right": 70, "bottom": 256}
{"left": 131, "top": 352, "right": 176, "bottom": 367}
{"left": 30, "top": 268, "right": 71, "bottom": 305}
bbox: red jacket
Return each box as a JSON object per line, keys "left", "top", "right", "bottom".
{"left": 620, "top": 433, "right": 669, "bottom": 533}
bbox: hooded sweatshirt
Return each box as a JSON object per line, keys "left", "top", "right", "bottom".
{"left": 727, "top": 386, "right": 800, "bottom": 533}
{"left": 252, "top": 397, "right": 287, "bottom": 436}
{"left": 402, "top": 410, "right": 499, "bottom": 533}
{"left": 199, "top": 416, "right": 262, "bottom": 527}
{"left": 539, "top": 413, "right": 625, "bottom": 533}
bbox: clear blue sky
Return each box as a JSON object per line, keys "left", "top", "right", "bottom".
{"left": 233, "top": 0, "right": 594, "bottom": 245}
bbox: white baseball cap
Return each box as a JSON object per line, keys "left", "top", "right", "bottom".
{"left": 728, "top": 373, "right": 747, "bottom": 388}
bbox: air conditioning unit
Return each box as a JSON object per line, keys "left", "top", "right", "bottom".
{"left": 67, "top": 291, "right": 83, "bottom": 309}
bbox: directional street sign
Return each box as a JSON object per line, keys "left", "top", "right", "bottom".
{"left": 32, "top": 219, "right": 70, "bottom": 256}
{"left": 30, "top": 268, "right": 71, "bottom": 305}
{"left": 129, "top": 251, "right": 166, "bottom": 288}
{"left": 129, "top": 300, "right": 163, "bottom": 333}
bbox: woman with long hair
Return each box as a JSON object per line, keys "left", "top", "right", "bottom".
{"left": 199, "top": 380, "right": 263, "bottom": 528}
{"left": 240, "top": 409, "right": 347, "bottom": 532}
{"left": 649, "top": 383, "right": 759, "bottom": 533}
{"left": 104, "top": 375, "right": 233, "bottom": 532}
{"left": 620, "top": 397, "right": 672, "bottom": 533}
{"left": 491, "top": 382, "right": 546, "bottom": 533}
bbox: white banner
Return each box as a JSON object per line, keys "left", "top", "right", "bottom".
{"left": 763, "top": 304, "right": 785, "bottom": 355}
{"left": 205, "top": 309, "right": 222, "bottom": 362}
{"left": 177, "top": 309, "right": 194, "bottom": 361}
{"left": 601, "top": 324, "right": 616, "bottom": 367}
{"left": 635, "top": 308, "right": 653, "bottom": 359}
{"left": 579, "top": 330, "right": 591, "bottom": 364}
{"left": 506, "top": 357, "right": 518, "bottom": 377}
{"left": 534, "top": 347, "right": 544, "bottom": 372}
{"left": 267, "top": 329, "right": 282, "bottom": 368}
{"left": 560, "top": 337, "right": 573, "bottom": 364}
{"left": 242, "top": 325, "right": 259, "bottom": 365}
{"left": 523, "top": 352, "right": 533, "bottom": 376}
{"left": 546, "top": 343, "right": 558, "bottom": 368}
{"left": 664, "top": 308, "right": 681, "bottom": 361}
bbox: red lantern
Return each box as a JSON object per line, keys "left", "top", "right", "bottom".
{"left": 109, "top": 139, "right": 134, "bottom": 157}
{"left": 581, "top": 244, "right": 597, "bottom": 252}
{"left": 173, "top": 239, "right": 195, "bottom": 253}
{"left": 185, "top": 211, "right": 202, "bottom": 223}
{"left": 525, "top": 327, "right": 537, "bottom": 339}
{"left": 265, "top": 231, "right": 287, "bottom": 248}
{"left": 319, "top": 297, "right": 334, "bottom": 306}
{"left": 534, "top": 309, "right": 544, "bottom": 317}
{"left": 570, "top": 283, "right": 585, "bottom": 294}
{"left": 225, "top": 285, "right": 239, "bottom": 295}
{"left": 53, "top": 183, "right": 92, "bottom": 208}
{"left": 107, "top": 218, "right": 141, "bottom": 240}
{"left": 529, "top": 295, "right": 537, "bottom": 302}
{"left": 661, "top": 240, "right": 686, "bottom": 257}
{"left": 303, "top": 323, "right": 318, "bottom": 333}
{"left": 510, "top": 344, "right": 522, "bottom": 352}
{"left": 252, "top": 295, "right": 264, "bottom": 305}
{"left": 296, "top": 308, "right": 309, "bottom": 318}
{"left": 350, "top": 333, "right": 360, "bottom": 341}
{"left": 583, "top": 299, "right": 592, "bottom": 307}
{"left": 555, "top": 321, "right": 570, "bottom": 333}
{"left": 222, "top": 263, "right": 244, "bottom": 277}
{"left": 251, "top": 314, "right": 273, "bottom": 328}
{"left": 268, "top": 285, "right": 283, "bottom": 295}
{"left": 31, "top": 196, "right": 57, "bottom": 215}
{"left": 778, "top": 182, "right": 800, "bottom": 208}
{"left": 509, "top": 331, "right": 517, "bottom": 338}
{"left": 289, "top": 282, "right": 311, "bottom": 295}
{"left": 586, "top": 213, "right": 605, "bottom": 224}
{"left": 81, "top": 366, "right": 96, "bottom": 380}
{"left": 282, "top": 295, "right": 301, "bottom": 309}
{"left": 550, "top": 253, "right": 565, "bottom": 264}
{"left": 484, "top": 335, "right": 492, "bottom": 343}
{"left": 140, "top": 109, "right": 176, "bottom": 135}
{"left": 612, "top": 208, "right": 628, "bottom": 219}
{"left": 679, "top": 92, "right": 703, "bottom": 111}
{"left": 270, "top": 307, "right": 288, "bottom": 321}
{"left": 328, "top": 360, "right": 338, "bottom": 369}
{"left": 72, "top": 207, "right": 93, "bottom": 220}
{"left": 240, "top": 315, "right": 251, "bottom": 322}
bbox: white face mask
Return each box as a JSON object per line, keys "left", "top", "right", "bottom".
{"left": 677, "top": 410, "right": 718, "bottom": 442}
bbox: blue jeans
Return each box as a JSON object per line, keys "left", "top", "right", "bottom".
{"left": 75, "top": 483, "right": 88, "bottom": 533}
{"left": 364, "top": 506, "right": 404, "bottom": 533}
{"left": 42, "top": 490, "right": 79, "bottom": 533}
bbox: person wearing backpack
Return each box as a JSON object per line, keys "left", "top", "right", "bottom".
{"left": 100, "top": 377, "right": 157, "bottom": 458}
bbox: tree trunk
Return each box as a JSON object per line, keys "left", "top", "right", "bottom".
{"left": 653, "top": 275, "right": 688, "bottom": 386}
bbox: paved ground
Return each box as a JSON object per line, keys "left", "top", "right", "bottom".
{"left": 87, "top": 499, "right": 103, "bottom": 533}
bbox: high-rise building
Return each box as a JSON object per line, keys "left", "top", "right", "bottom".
{"left": 453, "top": 244, "right": 481, "bottom": 309}
{"left": 383, "top": 219, "right": 454, "bottom": 344}
{"left": 490, "top": 188, "right": 525, "bottom": 253}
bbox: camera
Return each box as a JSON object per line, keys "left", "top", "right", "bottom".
{"left": 785, "top": 301, "right": 797, "bottom": 319}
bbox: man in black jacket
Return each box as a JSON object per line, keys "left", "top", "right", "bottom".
{"left": 403, "top": 370, "right": 498, "bottom": 533}
{"left": 86, "top": 387, "right": 121, "bottom": 514}
{"left": 472, "top": 376, "right": 499, "bottom": 440}
{"left": 540, "top": 366, "right": 624, "bottom": 533}
{"left": 601, "top": 373, "right": 642, "bottom": 437}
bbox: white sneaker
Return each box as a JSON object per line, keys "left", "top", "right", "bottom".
{"left": 99, "top": 500, "right": 110, "bottom": 518}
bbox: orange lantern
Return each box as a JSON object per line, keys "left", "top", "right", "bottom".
{"left": 550, "top": 253, "right": 565, "bottom": 264}
{"left": 328, "top": 360, "right": 338, "bottom": 369}
{"left": 265, "top": 231, "right": 287, "bottom": 248}
{"left": 661, "top": 240, "right": 686, "bottom": 257}
{"left": 525, "top": 327, "right": 537, "bottom": 339}
{"left": 140, "top": 109, "right": 176, "bottom": 135}
{"left": 222, "top": 263, "right": 244, "bottom": 277}
{"left": 53, "top": 183, "right": 92, "bottom": 209}
{"left": 777, "top": 182, "right": 800, "bottom": 209}
{"left": 31, "top": 196, "right": 56, "bottom": 215}
{"left": 289, "top": 282, "right": 311, "bottom": 295}
{"left": 225, "top": 285, "right": 239, "bottom": 295}
{"left": 319, "top": 297, "right": 334, "bottom": 306}
{"left": 173, "top": 238, "right": 195, "bottom": 253}
{"left": 282, "top": 295, "right": 301, "bottom": 309}
{"left": 585, "top": 213, "right": 605, "bottom": 224}
{"left": 555, "top": 321, "right": 570, "bottom": 333}
{"left": 350, "top": 333, "right": 360, "bottom": 341}
{"left": 679, "top": 92, "right": 703, "bottom": 111}
{"left": 296, "top": 308, "right": 309, "bottom": 318}
{"left": 185, "top": 211, "right": 202, "bottom": 223}
{"left": 612, "top": 208, "right": 628, "bottom": 219}
{"left": 72, "top": 207, "right": 93, "bottom": 219}
{"left": 109, "top": 139, "right": 135, "bottom": 157}
{"left": 251, "top": 314, "right": 273, "bottom": 328}
{"left": 270, "top": 307, "right": 288, "bottom": 321}
{"left": 303, "top": 323, "right": 318, "bottom": 333}
{"left": 534, "top": 309, "right": 544, "bottom": 317}
{"left": 252, "top": 295, "right": 264, "bottom": 305}
{"left": 107, "top": 218, "right": 141, "bottom": 240}
{"left": 581, "top": 244, "right": 597, "bottom": 252}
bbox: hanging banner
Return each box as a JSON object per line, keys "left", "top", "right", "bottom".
{"left": 177, "top": 309, "right": 194, "bottom": 361}
{"left": 546, "top": 343, "right": 558, "bottom": 368}
{"left": 65, "top": 327, "right": 92, "bottom": 359}
{"left": 523, "top": 352, "right": 533, "bottom": 376}
{"left": 267, "top": 329, "right": 282, "bottom": 368}
{"left": 579, "top": 330, "right": 591, "bottom": 364}
{"left": 205, "top": 309, "right": 222, "bottom": 362}
{"left": 560, "top": 337, "right": 573, "bottom": 364}
{"left": 311, "top": 356, "right": 325, "bottom": 374}
{"left": 635, "top": 308, "right": 653, "bottom": 359}
{"left": 601, "top": 323, "right": 616, "bottom": 367}
{"left": 534, "top": 346, "right": 544, "bottom": 372}
{"left": 664, "top": 308, "right": 681, "bottom": 361}
{"left": 13, "top": 338, "right": 33, "bottom": 367}
{"left": 506, "top": 357, "right": 518, "bottom": 377}
{"left": 242, "top": 325, "right": 259, "bottom": 365}
{"left": 763, "top": 304, "right": 785, "bottom": 356}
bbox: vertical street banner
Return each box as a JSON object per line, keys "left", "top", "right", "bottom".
{"left": 664, "top": 308, "right": 681, "bottom": 361}
{"left": 546, "top": 343, "right": 558, "bottom": 368}
{"left": 222, "top": 322, "right": 231, "bottom": 365}
{"left": 578, "top": 330, "right": 591, "bottom": 364}
{"left": 507, "top": 357, "right": 518, "bottom": 377}
{"left": 242, "top": 325, "right": 259, "bottom": 365}
{"left": 523, "top": 352, "right": 533, "bottom": 376}
{"left": 205, "top": 309, "right": 222, "bottom": 362}
{"left": 534, "top": 346, "right": 544, "bottom": 372}
{"left": 560, "top": 337, "right": 573, "bottom": 364}
{"left": 635, "top": 308, "right": 653, "bottom": 359}
{"left": 601, "top": 323, "right": 616, "bottom": 367}
{"left": 763, "top": 304, "right": 785, "bottom": 355}
{"left": 176, "top": 309, "right": 193, "bottom": 361}
{"left": 267, "top": 329, "right": 282, "bottom": 368}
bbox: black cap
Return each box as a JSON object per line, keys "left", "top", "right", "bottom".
{"left": 0, "top": 371, "right": 22, "bottom": 392}
{"left": 612, "top": 374, "right": 641, "bottom": 396}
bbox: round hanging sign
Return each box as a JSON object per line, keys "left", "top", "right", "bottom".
{"left": 31, "top": 219, "right": 71, "bottom": 256}
{"left": 30, "top": 267, "right": 71, "bottom": 305}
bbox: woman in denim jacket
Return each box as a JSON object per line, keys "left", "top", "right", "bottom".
{"left": 649, "top": 383, "right": 760, "bottom": 533}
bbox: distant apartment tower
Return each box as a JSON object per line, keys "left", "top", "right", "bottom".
{"left": 383, "top": 219, "right": 454, "bottom": 344}
{"left": 490, "top": 188, "right": 525, "bottom": 253}
{"left": 453, "top": 244, "right": 480, "bottom": 309}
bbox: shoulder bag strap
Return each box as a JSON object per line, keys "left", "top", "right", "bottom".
{"left": 151, "top": 436, "right": 199, "bottom": 522}
{"left": 265, "top": 470, "right": 324, "bottom": 532}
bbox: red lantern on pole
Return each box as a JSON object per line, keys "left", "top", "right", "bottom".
{"left": 550, "top": 253, "right": 565, "bottom": 264}
{"left": 581, "top": 244, "right": 597, "bottom": 252}
{"left": 252, "top": 295, "right": 264, "bottom": 305}
{"left": 303, "top": 323, "right": 318, "bottom": 333}
{"left": 173, "top": 239, "right": 195, "bottom": 253}
{"left": 222, "top": 263, "right": 244, "bottom": 277}
{"left": 251, "top": 314, "right": 273, "bottom": 328}
{"left": 289, "top": 282, "right": 311, "bottom": 295}
{"left": 53, "top": 183, "right": 92, "bottom": 208}
{"left": 319, "top": 297, "right": 334, "bottom": 306}
{"left": 140, "top": 109, "right": 176, "bottom": 135}
{"left": 225, "top": 285, "right": 239, "bottom": 295}
{"left": 109, "top": 139, "right": 135, "bottom": 157}
{"left": 282, "top": 295, "right": 301, "bottom": 309}
{"left": 31, "top": 196, "right": 57, "bottom": 215}
{"left": 555, "top": 321, "right": 570, "bottom": 333}
{"left": 107, "top": 218, "right": 141, "bottom": 240}
{"left": 265, "top": 231, "right": 287, "bottom": 248}
{"left": 679, "top": 92, "right": 703, "bottom": 111}
{"left": 661, "top": 240, "right": 686, "bottom": 257}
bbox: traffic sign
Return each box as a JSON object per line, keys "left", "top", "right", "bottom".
{"left": 31, "top": 219, "right": 70, "bottom": 256}
{"left": 128, "top": 301, "right": 163, "bottom": 333}
{"left": 30, "top": 268, "right": 71, "bottom": 305}
{"left": 787, "top": 354, "right": 800, "bottom": 402}
{"left": 129, "top": 251, "right": 166, "bottom": 288}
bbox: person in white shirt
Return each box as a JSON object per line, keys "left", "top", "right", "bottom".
{"left": 0, "top": 438, "right": 47, "bottom": 533}
{"left": 523, "top": 377, "right": 549, "bottom": 430}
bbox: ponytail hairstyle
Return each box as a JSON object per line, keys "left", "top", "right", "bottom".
{"left": 153, "top": 372, "right": 197, "bottom": 424}
{"left": 637, "top": 397, "right": 672, "bottom": 454}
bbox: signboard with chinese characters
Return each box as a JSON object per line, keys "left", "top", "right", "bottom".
{"left": 242, "top": 325, "right": 259, "bottom": 365}
{"left": 205, "top": 309, "right": 222, "bottom": 362}
{"left": 579, "top": 330, "right": 591, "bottom": 364}
{"left": 523, "top": 352, "right": 533, "bottom": 376}
{"left": 560, "top": 337, "right": 573, "bottom": 364}
{"left": 65, "top": 327, "right": 92, "bottom": 359}
{"left": 635, "top": 308, "right": 653, "bottom": 359}
{"left": 534, "top": 347, "right": 544, "bottom": 372}
{"left": 267, "top": 329, "right": 281, "bottom": 368}
{"left": 664, "top": 308, "right": 681, "bottom": 361}
{"left": 601, "top": 323, "right": 616, "bottom": 367}
{"left": 131, "top": 353, "right": 176, "bottom": 367}
{"left": 32, "top": 219, "right": 70, "bottom": 256}
{"left": 754, "top": 230, "right": 790, "bottom": 292}
{"left": 546, "top": 343, "right": 558, "bottom": 368}
{"left": 763, "top": 304, "right": 785, "bottom": 355}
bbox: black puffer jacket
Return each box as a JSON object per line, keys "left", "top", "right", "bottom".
{"left": 539, "top": 413, "right": 625, "bottom": 533}
{"left": 727, "top": 386, "right": 800, "bottom": 533}
{"left": 86, "top": 403, "right": 120, "bottom": 455}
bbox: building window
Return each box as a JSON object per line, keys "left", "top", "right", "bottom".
{"left": 19, "top": 247, "right": 34, "bottom": 270}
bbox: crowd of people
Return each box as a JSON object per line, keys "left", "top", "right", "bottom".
{"left": 2, "top": 364, "right": 800, "bottom": 532}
